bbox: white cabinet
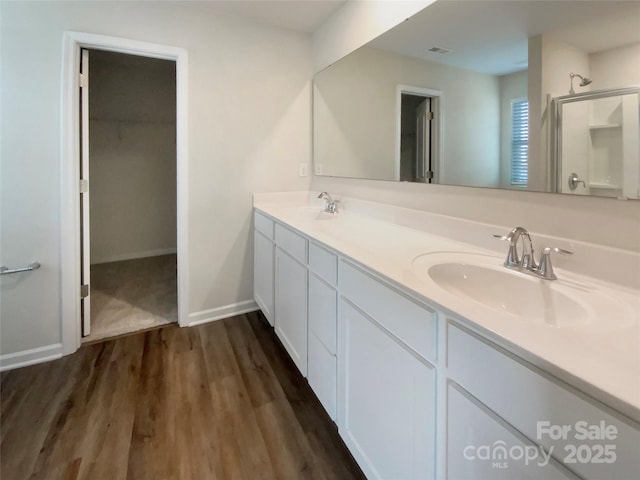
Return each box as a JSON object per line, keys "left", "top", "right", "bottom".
{"left": 339, "top": 260, "right": 437, "bottom": 363}
{"left": 338, "top": 298, "right": 437, "bottom": 480}
{"left": 274, "top": 225, "right": 308, "bottom": 377}
{"left": 308, "top": 242, "right": 338, "bottom": 420}
{"left": 308, "top": 273, "right": 337, "bottom": 350}
{"left": 448, "top": 383, "right": 576, "bottom": 480}
{"left": 308, "top": 330, "right": 336, "bottom": 420}
{"left": 254, "top": 209, "right": 639, "bottom": 480}
{"left": 448, "top": 321, "right": 640, "bottom": 480}
{"left": 253, "top": 212, "right": 275, "bottom": 325}
{"left": 337, "top": 260, "right": 438, "bottom": 480}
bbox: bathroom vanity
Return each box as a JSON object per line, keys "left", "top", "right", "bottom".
{"left": 253, "top": 192, "right": 639, "bottom": 480}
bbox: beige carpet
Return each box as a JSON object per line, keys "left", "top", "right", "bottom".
{"left": 85, "top": 254, "right": 177, "bottom": 342}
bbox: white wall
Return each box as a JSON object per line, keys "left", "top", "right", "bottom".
{"left": 312, "top": 0, "right": 435, "bottom": 72}
{"left": 314, "top": 46, "right": 501, "bottom": 185}
{"left": 0, "top": 1, "right": 312, "bottom": 358}
{"left": 590, "top": 43, "right": 640, "bottom": 91}
{"left": 90, "top": 51, "right": 177, "bottom": 264}
{"left": 311, "top": 2, "right": 640, "bottom": 254}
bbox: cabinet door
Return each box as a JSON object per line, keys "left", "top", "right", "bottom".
{"left": 308, "top": 273, "right": 337, "bottom": 353}
{"left": 254, "top": 231, "right": 274, "bottom": 326}
{"left": 308, "top": 273, "right": 337, "bottom": 420}
{"left": 448, "top": 322, "right": 640, "bottom": 479}
{"left": 338, "top": 299, "right": 436, "bottom": 480}
{"left": 308, "top": 333, "right": 336, "bottom": 421}
{"left": 448, "top": 384, "right": 576, "bottom": 480}
{"left": 275, "top": 248, "right": 308, "bottom": 376}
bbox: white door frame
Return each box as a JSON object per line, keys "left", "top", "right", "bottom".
{"left": 60, "top": 31, "right": 189, "bottom": 355}
{"left": 395, "top": 85, "right": 443, "bottom": 182}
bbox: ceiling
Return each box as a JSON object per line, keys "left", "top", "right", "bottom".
{"left": 170, "top": 0, "right": 639, "bottom": 73}
{"left": 209, "top": 0, "right": 347, "bottom": 33}
{"left": 369, "top": 0, "right": 640, "bottom": 76}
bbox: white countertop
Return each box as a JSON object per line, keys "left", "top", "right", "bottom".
{"left": 254, "top": 192, "right": 640, "bottom": 421}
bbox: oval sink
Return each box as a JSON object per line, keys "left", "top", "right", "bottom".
{"left": 286, "top": 206, "right": 337, "bottom": 221}
{"left": 427, "top": 261, "right": 589, "bottom": 327}
{"left": 409, "top": 252, "right": 633, "bottom": 329}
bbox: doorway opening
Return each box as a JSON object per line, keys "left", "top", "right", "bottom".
{"left": 61, "top": 32, "right": 189, "bottom": 355}
{"left": 396, "top": 86, "right": 442, "bottom": 183}
{"left": 80, "top": 49, "right": 178, "bottom": 342}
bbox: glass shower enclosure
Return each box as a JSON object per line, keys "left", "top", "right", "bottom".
{"left": 551, "top": 86, "right": 640, "bottom": 199}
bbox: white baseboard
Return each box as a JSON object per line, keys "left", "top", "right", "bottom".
{"left": 0, "top": 301, "right": 258, "bottom": 370}
{"left": 0, "top": 343, "right": 63, "bottom": 372}
{"left": 91, "top": 248, "right": 177, "bottom": 265}
{"left": 186, "top": 300, "right": 259, "bottom": 327}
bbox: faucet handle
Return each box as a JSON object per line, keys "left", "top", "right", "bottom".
{"left": 493, "top": 233, "right": 520, "bottom": 266}
{"left": 546, "top": 247, "right": 573, "bottom": 256}
{"left": 537, "top": 247, "right": 573, "bottom": 280}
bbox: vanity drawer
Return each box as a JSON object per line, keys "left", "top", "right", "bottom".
{"left": 254, "top": 211, "right": 274, "bottom": 240}
{"left": 447, "top": 321, "right": 640, "bottom": 479}
{"left": 448, "top": 383, "right": 576, "bottom": 480}
{"left": 339, "top": 260, "right": 437, "bottom": 364}
{"left": 275, "top": 223, "right": 307, "bottom": 264}
{"left": 309, "top": 242, "right": 337, "bottom": 286}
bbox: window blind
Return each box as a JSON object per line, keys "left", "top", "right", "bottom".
{"left": 510, "top": 100, "right": 528, "bottom": 185}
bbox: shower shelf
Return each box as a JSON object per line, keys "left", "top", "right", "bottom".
{"left": 588, "top": 123, "right": 621, "bottom": 130}
{"left": 588, "top": 182, "right": 621, "bottom": 189}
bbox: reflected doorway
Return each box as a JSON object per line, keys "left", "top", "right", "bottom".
{"left": 396, "top": 86, "right": 442, "bottom": 183}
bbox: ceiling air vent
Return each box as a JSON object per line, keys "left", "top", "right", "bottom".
{"left": 427, "top": 46, "right": 453, "bottom": 55}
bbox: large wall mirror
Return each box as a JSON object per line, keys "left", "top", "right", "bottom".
{"left": 313, "top": 0, "right": 640, "bottom": 199}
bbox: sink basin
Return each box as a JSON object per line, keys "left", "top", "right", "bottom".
{"left": 427, "top": 260, "right": 588, "bottom": 327}
{"left": 285, "top": 205, "right": 337, "bottom": 221}
{"left": 412, "top": 252, "right": 633, "bottom": 329}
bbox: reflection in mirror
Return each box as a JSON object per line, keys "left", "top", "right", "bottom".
{"left": 399, "top": 87, "right": 441, "bottom": 184}
{"left": 553, "top": 87, "right": 640, "bottom": 199}
{"left": 312, "top": 0, "right": 640, "bottom": 198}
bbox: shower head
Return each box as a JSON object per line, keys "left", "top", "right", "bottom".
{"left": 569, "top": 73, "right": 592, "bottom": 93}
{"left": 570, "top": 73, "right": 591, "bottom": 85}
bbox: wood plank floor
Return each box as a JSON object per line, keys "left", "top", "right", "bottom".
{"left": 0, "top": 312, "right": 365, "bottom": 480}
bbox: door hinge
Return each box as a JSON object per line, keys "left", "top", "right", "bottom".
{"left": 427, "top": 171, "right": 434, "bottom": 179}
{"left": 427, "top": 111, "right": 434, "bottom": 120}
{"left": 79, "top": 179, "right": 89, "bottom": 193}
{"left": 81, "top": 284, "right": 89, "bottom": 298}
{"left": 79, "top": 73, "right": 87, "bottom": 88}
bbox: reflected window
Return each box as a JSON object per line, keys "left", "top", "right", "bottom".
{"left": 511, "top": 99, "right": 528, "bottom": 186}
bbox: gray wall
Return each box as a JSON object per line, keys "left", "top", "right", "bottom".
{"left": 89, "top": 50, "right": 177, "bottom": 264}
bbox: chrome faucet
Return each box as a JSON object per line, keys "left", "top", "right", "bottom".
{"left": 494, "top": 227, "right": 572, "bottom": 280}
{"left": 317, "top": 192, "right": 339, "bottom": 214}
{"left": 496, "top": 226, "right": 537, "bottom": 269}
